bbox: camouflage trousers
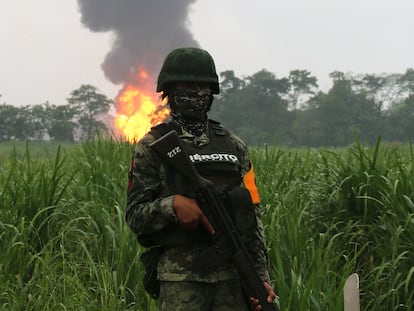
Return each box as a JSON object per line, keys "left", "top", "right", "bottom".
{"left": 158, "top": 280, "right": 250, "bottom": 311}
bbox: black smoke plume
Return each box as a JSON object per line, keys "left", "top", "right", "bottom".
{"left": 77, "top": 0, "right": 200, "bottom": 86}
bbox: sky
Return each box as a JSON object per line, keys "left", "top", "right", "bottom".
{"left": 1, "top": 0, "right": 413, "bottom": 107}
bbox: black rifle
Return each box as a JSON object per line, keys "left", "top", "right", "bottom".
{"left": 150, "top": 130, "right": 277, "bottom": 311}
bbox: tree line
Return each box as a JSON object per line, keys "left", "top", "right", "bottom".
{"left": 210, "top": 68, "right": 414, "bottom": 146}
{"left": 0, "top": 85, "right": 112, "bottom": 142}
{"left": 1, "top": 68, "right": 413, "bottom": 146}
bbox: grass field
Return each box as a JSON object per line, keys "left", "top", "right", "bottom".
{"left": 0, "top": 138, "right": 413, "bottom": 310}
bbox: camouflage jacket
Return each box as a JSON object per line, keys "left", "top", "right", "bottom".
{"left": 126, "top": 118, "right": 270, "bottom": 283}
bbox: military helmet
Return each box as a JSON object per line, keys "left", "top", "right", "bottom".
{"left": 156, "top": 47, "right": 219, "bottom": 94}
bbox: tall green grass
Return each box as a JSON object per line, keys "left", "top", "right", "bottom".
{"left": 0, "top": 140, "right": 154, "bottom": 310}
{"left": 1, "top": 138, "right": 413, "bottom": 310}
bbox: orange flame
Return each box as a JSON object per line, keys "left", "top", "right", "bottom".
{"left": 114, "top": 69, "right": 169, "bottom": 142}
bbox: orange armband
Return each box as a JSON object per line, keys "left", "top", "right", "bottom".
{"left": 242, "top": 163, "right": 261, "bottom": 204}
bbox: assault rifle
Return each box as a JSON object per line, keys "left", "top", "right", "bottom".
{"left": 150, "top": 130, "right": 277, "bottom": 311}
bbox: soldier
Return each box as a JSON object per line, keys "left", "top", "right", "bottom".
{"left": 126, "top": 47, "right": 276, "bottom": 311}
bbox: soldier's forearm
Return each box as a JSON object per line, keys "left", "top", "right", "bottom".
{"left": 126, "top": 195, "right": 176, "bottom": 236}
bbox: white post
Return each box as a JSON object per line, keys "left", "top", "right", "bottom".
{"left": 344, "top": 273, "right": 360, "bottom": 311}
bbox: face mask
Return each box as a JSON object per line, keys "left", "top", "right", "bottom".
{"left": 170, "top": 87, "right": 213, "bottom": 137}
{"left": 171, "top": 87, "right": 212, "bottom": 120}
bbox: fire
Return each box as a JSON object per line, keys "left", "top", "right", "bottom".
{"left": 114, "top": 69, "right": 169, "bottom": 142}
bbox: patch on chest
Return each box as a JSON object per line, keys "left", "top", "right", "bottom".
{"left": 189, "top": 153, "right": 239, "bottom": 164}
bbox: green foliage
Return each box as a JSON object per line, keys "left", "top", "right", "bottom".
{"left": 309, "top": 138, "right": 414, "bottom": 310}
{"left": 67, "top": 84, "right": 113, "bottom": 141}
{"left": 43, "top": 102, "right": 78, "bottom": 142}
{"left": 2, "top": 69, "right": 414, "bottom": 146}
{"left": 286, "top": 69, "right": 318, "bottom": 110}
{"left": 387, "top": 94, "right": 414, "bottom": 141}
{"left": 0, "top": 104, "right": 31, "bottom": 140}
{"left": 250, "top": 140, "right": 414, "bottom": 310}
{"left": 212, "top": 69, "right": 292, "bottom": 145}
{"left": 0, "top": 84, "right": 113, "bottom": 143}
{"left": 1, "top": 138, "right": 414, "bottom": 310}
{"left": 210, "top": 68, "right": 414, "bottom": 147}
{"left": 0, "top": 139, "right": 153, "bottom": 310}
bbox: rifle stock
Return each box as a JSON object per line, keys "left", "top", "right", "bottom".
{"left": 150, "top": 130, "right": 277, "bottom": 311}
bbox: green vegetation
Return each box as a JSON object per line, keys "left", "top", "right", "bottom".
{"left": 210, "top": 68, "right": 414, "bottom": 146}
{"left": 0, "top": 141, "right": 77, "bottom": 161}
{"left": 0, "top": 84, "right": 112, "bottom": 142}
{"left": 2, "top": 68, "right": 414, "bottom": 147}
{"left": 1, "top": 139, "right": 413, "bottom": 310}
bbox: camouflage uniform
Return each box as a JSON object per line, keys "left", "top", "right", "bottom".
{"left": 126, "top": 117, "right": 270, "bottom": 310}
{"left": 158, "top": 280, "right": 249, "bottom": 311}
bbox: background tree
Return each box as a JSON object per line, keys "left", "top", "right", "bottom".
{"left": 399, "top": 68, "right": 414, "bottom": 97}
{"left": 2, "top": 69, "right": 414, "bottom": 146}
{"left": 386, "top": 94, "right": 414, "bottom": 141}
{"left": 211, "top": 69, "right": 290, "bottom": 145}
{"left": 211, "top": 68, "right": 414, "bottom": 147}
{"left": 244, "top": 69, "right": 290, "bottom": 144}
{"left": 0, "top": 104, "right": 34, "bottom": 140}
{"left": 0, "top": 104, "right": 19, "bottom": 141}
{"left": 286, "top": 69, "right": 318, "bottom": 110}
{"left": 28, "top": 104, "right": 49, "bottom": 140}
{"left": 220, "top": 70, "right": 245, "bottom": 93}
{"left": 210, "top": 70, "right": 246, "bottom": 131}
{"left": 353, "top": 73, "right": 404, "bottom": 112}
{"left": 312, "top": 71, "right": 381, "bottom": 146}
{"left": 67, "top": 84, "right": 113, "bottom": 141}
{"left": 44, "top": 103, "right": 77, "bottom": 142}
{"left": 290, "top": 92, "right": 326, "bottom": 146}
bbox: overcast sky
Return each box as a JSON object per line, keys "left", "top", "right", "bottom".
{"left": 1, "top": 0, "right": 413, "bottom": 107}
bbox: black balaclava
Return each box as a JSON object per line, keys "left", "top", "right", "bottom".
{"left": 169, "top": 86, "right": 213, "bottom": 137}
